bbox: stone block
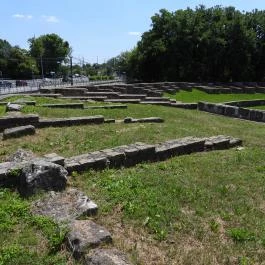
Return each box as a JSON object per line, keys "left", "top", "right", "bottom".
{"left": 18, "top": 160, "right": 68, "bottom": 197}
{"left": 170, "top": 103, "right": 198, "bottom": 109}
{"left": 67, "top": 220, "right": 112, "bottom": 259}
{"left": 43, "top": 153, "right": 65, "bottom": 166}
{"left": 181, "top": 139, "right": 206, "bottom": 153}
{"left": 138, "top": 117, "right": 164, "bottom": 123}
{"left": 224, "top": 106, "right": 238, "bottom": 117}
{"left": 155, "top": 143, "right": 184, "bottom": 161}
{"left": 123, "top": 147, "right": 140, "bottom": 166}
{"left": 102, "top": 150, "right": 126, "bottom": 168}
{"left": 104, "top": 119, "right": 116, "bottom": 123}
{"left": 78, "top": 158, "right": 96, "bottom": 171}
{"left": 6, "top": 103, "right": 23, "bottom": 112}
{"left": 205, "top": 138, "right": 230, "bottom": 150}
{"left": 197, "top": 101, "right": 206, "bottom": 111}
{"left": 41, "top": 103, "right": 84, "bottom": 109}
{"left": 238, "top": 108, "right": 250, "bottom": 119}
{"left": 93, "top": 156, "right": 109, "bottom": 170}
{"left": 133, "top": 143, "right": 156, "bottom": 162}
{"left": 249, "top": 110, "right": 257, "bottom": 121}
{"left": 3, "top": 125, "right": 35, "bottom": 140}
{"left": 229, "top": 138, "right": 242, "bottom": 147}
{"left": 0, "top": 162, "right": 22, "bottom": 187}
{"left": 215, "top": 104, "right": 226, "bottom": 115}
{"left": 0, "top": 115, "right": 39, "bottom": 131}
{"left": 65, "top": 161, "right": 81, "bottom": 174}
{"left": 124, "top": 117, "right": 164, "bottom": 123}
{"left": 254, "top": 111, "right": 264, "bottom": 122}
{"left": 38, "top": 115, "right": 104, "bottom": 128}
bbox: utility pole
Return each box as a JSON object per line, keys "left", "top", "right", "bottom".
{"left": 70, "top": 56, "right": 73, "bottom": 86}
{"left": 40, "top": 56, "right": 44, "bottom": 79}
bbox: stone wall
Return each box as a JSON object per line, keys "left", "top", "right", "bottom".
{"left": 0, "top": 135, "right": 242, "bottom": 188}
{"left": 0, "top": 114, "right": 39, "bottom": 132}
{"left": 198, "top": 101, "right": 265, "bottom": 122}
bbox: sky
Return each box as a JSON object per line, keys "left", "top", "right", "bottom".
{"left": 0, "top": 0, "right": 264, "bottom": 64}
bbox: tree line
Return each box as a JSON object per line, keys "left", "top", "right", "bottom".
{"left": 0, "top": 34, "right": 70, "bottom": 79}
{"left": 112, "top": 6, "right": 265, "bottom": 82}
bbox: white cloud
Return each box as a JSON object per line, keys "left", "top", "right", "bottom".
{"left": 42, "top": 15, "right": 60, "bottom": 23}
{"left": 128, "top": 31, "right": 141, "bottom": 36}
{"left": 12, "top": 14, "right": 33, "bottom": 20}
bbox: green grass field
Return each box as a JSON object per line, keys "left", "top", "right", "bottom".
{"left": 165, "top": 89, "right": 265, "bottom": 103}
{"left": 0, "top": 95, "right": 265, "bottom": 265}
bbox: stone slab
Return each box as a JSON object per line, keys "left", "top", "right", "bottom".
{"left": 67, "top": 220, "right": 112, "bottom": 259}
{"left": 124, "top": 117, "right": 164, "bottom": 123}
{"left": 41, "top": 103, "right": 84, "bottom": 109}
{"left": 37, "top": 115, "right": 104, "bottom": 128}
{"left": 2, "top": 125, "right": 35, "bottom": 140}
{"left": 0, "top": 114, "right": 39, "bottom": 131}
{"left": 43, "top": 153, "right": 65, "bottom": 166}
{"left": 32, "top": 188, "right": 98, "bottom": 223}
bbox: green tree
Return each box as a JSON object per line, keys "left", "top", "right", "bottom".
{"left": 7, "top": 46, "right": 38, "bottom": 79}
{"left": 28, "top": 33, "right": 71, "bottom": 76}
{"left": 119, "top": 6, "right": 264, "bottom": 82}
{"left": 0, "top": 39, "right": 12, "bottom": 78}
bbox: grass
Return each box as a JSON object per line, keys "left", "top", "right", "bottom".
{"left": 0, "top": 189, "right": 77, "bottom": 265}
{"left": 75, "top": 147, "right": 265, "bottom": 264}
{"left": 165, "top": 89, "right": 265, "bottom": 103}
{"left": 247, "top": 105, "right": 265, "bottom": 110}
{"left": 0, "top": 95, "right": 265, "bottom": 264}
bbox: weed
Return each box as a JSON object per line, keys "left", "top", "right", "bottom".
{"left": 30, "top": 215, "right": 68, "bottom": 253}
{"left": 228, "top": 228, "right": 255, "bottom": 242}
{"left": 209, "top": 220, "right": 220, "bottom": 233}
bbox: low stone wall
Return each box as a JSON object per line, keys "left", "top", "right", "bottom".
{"left": 0, "top": 135, "right": 242, "bottom": 188}
{"left": 198, "top": 101, "right": 265, "bottom": 122}
{"left": 0, "top": 114, "right": 39, "bottom": 132}
{"left": 124, "top": 117, "right": 164, "bottom": 123}
{"left": 170, "top": 103, "right": 198, "bottom": 109}
{"left": 0, "top": 114, "right": 106, "bottom": 131}
{"left": 37, "top": 115, "right": 104, "bottom": 128}
{"left": 85, "top": 105, "right": 127, "bottom": 110}
{"left": 41, "top": 103, "right": 84, "bottom": 109}
{"left": 64, "top": 135, "right": 242, "bottom": 173}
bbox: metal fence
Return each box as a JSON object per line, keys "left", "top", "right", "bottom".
{"left": 0, "top": 78, "right": 122, "bottom": 95}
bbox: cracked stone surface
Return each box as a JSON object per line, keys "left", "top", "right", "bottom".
{"left": 67, "top": 220, "right": 112, "bottom": 259}
{"left": 32, "top": 188, "right": 98, "bottom": 223}
{"left": 85, "top": 248, "right": 132, "bottom": 265}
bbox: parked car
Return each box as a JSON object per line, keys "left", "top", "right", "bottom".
{"left": 0, "top": 80, "right": 12, "bottom": 88}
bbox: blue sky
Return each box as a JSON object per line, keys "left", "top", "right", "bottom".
{"left": 0, "top": 0, "right": 264, "bottom": 63}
